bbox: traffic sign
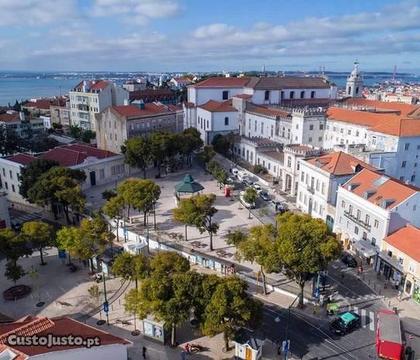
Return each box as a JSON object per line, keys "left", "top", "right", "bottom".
{"left": 103, "top": 301, "right": 109, "bottom": 313}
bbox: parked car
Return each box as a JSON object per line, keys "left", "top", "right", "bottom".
{"left": 341, "top": 253, "right": 357, "bottom": 268}
{"left": 231, "top": 168, "right": 239, "bottom": 177}
{"left": 242, "top": 177, "right": 253, "bottom": 187}
{"left": 271, "top": 200, "right": 288, "bottom": 213}
{"left": 252, "top": 183, "right": 262, "bottom": 193}
{"left": 329, "top": 312, "right": 361, "bottom": 335}
{"left": 239, "top": 191, "right": 256, "bottom": 209}
{"left": 259, "top": 191, "right": 270, "bottom": 201}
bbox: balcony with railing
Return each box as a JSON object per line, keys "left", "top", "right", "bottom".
{"left": 343, "top": 210, "right": 371, "bottom": 231}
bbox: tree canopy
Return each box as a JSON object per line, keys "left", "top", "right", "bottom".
{"left": 20, "top": 221, "right": 55, "bottom": 265}
{"left": 275, "top": 212, "right": 342, "bottom": 306}
{"left": 121, "top": 137, "right": 152, "bottom": 178}
{"left": 112, "top": 252, "right": 150, "bottom": 288}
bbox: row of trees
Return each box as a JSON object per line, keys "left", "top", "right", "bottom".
{"left": 173, "top": 194, "right": 218, "bottom": 250}
{"left": 122, "top": 128, "right": 203, "bottom": 178}
{"left": 116, "top": 251, "right": 261, "bottom": 350}
{"left": 102, "top": 178, "right": 161, "bottom": 241}
{"left": 227, "top": 212, "right": 342, "bottom": 306}
{"left": 207, "top": 160, "right": 228, "bottom": 188}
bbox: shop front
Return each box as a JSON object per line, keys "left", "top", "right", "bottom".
{"left": 376, "top": 250, "right": 405, "bottom": 290}
{"left": 403, "top": 274, "right": 420, "bottom": 302}
{"left": 352, "top": 239, "right": 378, "bottom": 266}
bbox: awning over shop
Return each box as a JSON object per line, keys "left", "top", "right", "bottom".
{"left": 352, "top": 239, "right": 378, "bottom": 258}
{"left": 378, "top": 250, "right": 405, "bottom": 273}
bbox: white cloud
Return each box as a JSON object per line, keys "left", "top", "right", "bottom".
{"left": 0, "top": 0, "right": 77, "bottom": 26}
{"left": 91, "top": 0, "right": 181, "bottom": 25}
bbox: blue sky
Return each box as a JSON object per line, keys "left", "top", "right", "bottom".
{"left": 0, "top": 0, "right": 419, "bottom": 73}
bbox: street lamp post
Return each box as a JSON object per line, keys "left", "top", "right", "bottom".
{"left": 103, "top": 272, "right": 109, "bottom": 326}
{"left": 283, "top": 295, "right": 299, "bottom": 360}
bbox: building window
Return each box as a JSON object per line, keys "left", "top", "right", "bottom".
{"left": 318, "top": 136, "right": 322, "bottom": 142}
{"left": 342, "top": 200, "right": 345, "bottom": 208}
{"left": 309, "top": 125, "right": 314, "bottom": 130}
{"left": 357, "top": 209, "right": 361, "bottom": 220}
{"left": 281, "top": 91, "right": 284, "bottom": 100}
{"left": 224, "top": 117, "right": 229, "bottom": 126}
{"left": 308, "top": 137, "right": 312, "bottom": 142}
{"left": 310, "top": 91, "right": 315, "bottom": 98}
{"left": 11, "top": 184, "right": 15, "bottom": 192}
{"left": 411, "top": 175, "right": 416, "bottom": 182}
{"left": 401, "top": 161, "right": 406, "bottom": 168}
{"left": 362, "top": 232, "right": 367, "bottom": 240}
{"left": 264, "top": 90, "right": 270, "bottom": 101}
{"left": 207, "top": 120, "right": 209, "bottom": 129}
{"left": 374, "top": 219, "right": 379, "bottom": 228}
{"left": 254, "top": 121, "right": 257, "bottom": 132}
{"left": 349, "top": 205, "right": 353, "bottom": 215}
{"left": 300, "top": 91, "right": 305, "bottom": 99}
{"left": 261, "top": 122, "right": 264, "bottom": 134}
{"left": 4, "top": 182, "right": 7, "bottom": 190}
{"left": 9, "top": 170, "right": 12, "bottom": 179}
{"left": 222, "top": 90, "right": 229, "bottom": 100}
{"left": 319, "top": 124, "right": 324, "bottom": 130}
{"left": 301, "top": 172, "right": 305, "bottom": 181}
{"left": 354, "top": 226, "right": 359, "bottom": 235}
{"left": 365, "top": 214, "right": 370, "bottom": 225}
{"left": 400, "top": 176, "right": 405, "bottom": 181}
{"left": 290, "top": 91, "right": 294, "bottom": 99}
{"left": 287, "top": 156, "right": 292, "bottom": 167}
{"left": 405, "top": 143, "right": 410, "bottom": 151}
{"left": 371, "top": 238, "right": 376, "bottom": 246}
{"left": 2, "top": 168, "right": 4, "bottom": 176}
{"left": 348, "top": 130, "right": 351, "bottom": 135}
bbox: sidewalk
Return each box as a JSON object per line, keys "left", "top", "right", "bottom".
{"left": 358, "top": 266, "right": 420, "bottom": 320}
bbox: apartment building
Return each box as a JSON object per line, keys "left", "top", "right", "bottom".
{"left": 50, "top": 100, "right": 71, "bottom": 127}
{"left": 297, "top": 151, "right": 377, "bottom": 229}
{"left": 95, "top": 102, "right": 183, "bottom": 153}
{"left": 0, "top": 144, "right": 126, "bottom": 206}
{"left": 0, "top": 110, "right": 45, "bottom": 138}
{"left": 378, "top": 225, "right": 420, "bottom": 302}
{"left": 69, "top": 80, "right": 128, "bottom": 131}
{"left": 334, "top": 168, "right": 420, "bottom": 262}
{"left": 324, "top": 99, "right": 420, "bottom": 186}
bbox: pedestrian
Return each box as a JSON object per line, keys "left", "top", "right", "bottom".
{"left": 398, "top": 290, "right": 403, "bottom": 301}
{"left": 142, "top": 346, "right": 147, "bottom": 359}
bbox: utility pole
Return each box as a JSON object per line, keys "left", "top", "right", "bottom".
{"left": 103, "top": 273, "right": 109, "bottom": 326}
{"left": 284, "top": 295, "right": 299, "bottom": 360}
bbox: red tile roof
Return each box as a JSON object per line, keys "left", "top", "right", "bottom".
{"left": 112, "top": 103, "right": 173, "bottom": 118}
{"left": 0, "top": 112, "right": 19, "bottom": 123}
{"left": 343, "top": 168, "right": 419, "bottom": 209}
{"left": 73, "top": 80, "right": 110, "bottom": 92}
{"left": 5, "top": 153, "right": 36, "bottom": 166}
{"left": 0, "top": 316, "right": 130, "bottom": 357}
{"left": 191, "top": 77, "right": 250, "bottom": 88}
{"left": 40, "top": 144, "right": 117, "bottom": 167}
{"left": 384, "top": 225, "right": 420, "bottom": 262}
{"left": 305, "top": 151, "right": 377, "bottom": 176}
{"left": 327, "top": 105, "right": 420, "bottom": 137}
{"left": 198, "top": 100, "right": 237, "bottom": 112}
{"left": 246, "top": 104, "right": 290, "bottom": 118}
{"left": 343, "top": 98, "right": 419, "bottom": 117}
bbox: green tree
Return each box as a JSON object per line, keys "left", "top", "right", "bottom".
{"left": 20, "top": 221, "right": 55, "bottom": 265}
{"left": 198, "top": 145, "right": 216, "bottom": 167}
{"left": 176, "top": 194, "right": 219, "bottom": 251}
{"left": 19, "top": 159, "right": 59, "bottom": 200}
{"left": 0, "top": 229, "right": 32, "bottom": 283}
{"left": 0, "top": 127, "right": 22, "bottom": 155}
{"left": 202, "top": 277, "right": 262, "bottom": 351}
{"left": 69, "top": 125, "right": 82, "bottom": 139}
{"left": 121, "top": 137, "right": 152, "bottom": 178}
{"left": 27, "top": 167, "right": 86, "bottom": 222}
{"left": 5, "top": 261, "right": 26, "bottom": 284}
{"left": 180, "top": 128, "right": 203, "bottom": 166}
{"left": 173, "top": 197, "right": 199, "bottom": 241}
{"left": 227, "top": 225, "right": 279, "bottom": 295}
{"left": 124, "top": 252, "right": 192, "bottom": 346}
{"left": 103, "top": 195, "right": 125, "bottom": 242}
{"left": 211, "top": 134, "right": 232, "bottom": 157}
{"left": 56, "top": 216, "right": 111, "bottom": 270}
{"left": 112, "top": 252, "right": 150, "bottom": 289}
{"left": 243, "top": 187, "right": 258, "bottom": 219}
{"left": 150, "top": 251, "right": 190, "bottom": 276}
{"left": 275, "top": 212, "right": 342, "bottom": 307}
{"left": 150, "top": 132, "right": 168, "bottom": 177}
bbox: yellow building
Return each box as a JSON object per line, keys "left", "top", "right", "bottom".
{"left": 377, "top": 225, "right": 420, "bottom": 303}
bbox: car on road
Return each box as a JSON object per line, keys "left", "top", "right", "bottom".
{"left": 230, "top": 168, "right": 239, "bottom": 177}
{"left": 270, "top": 200, "right": 288, "bottom": 213}
{"left": 259, "top": 191, "right": 270, "bottom": 201}
{"left": 242, "top": 177, "right": 253, "bottom": 187}
{"left": 341, "top": 253, "right": 357, "bottom": 268}
{"left": 329, "top": 312, "right": 361, "bottom": 335}
{"left": 252, "top": 183, "right": 262, "bottom": 193}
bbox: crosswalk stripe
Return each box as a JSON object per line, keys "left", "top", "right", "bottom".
{"left": 361, "top": 309, "right": 367, "bottom": 327}
{"left": 369, "top": 311, "right": 375, "bottom": 331}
